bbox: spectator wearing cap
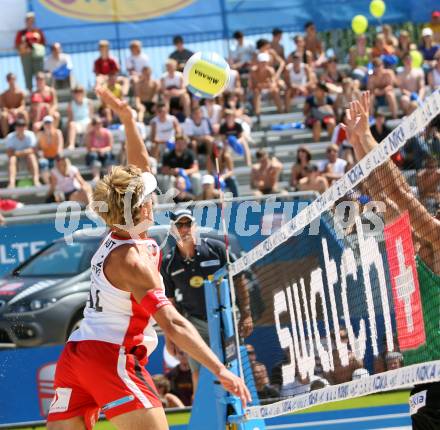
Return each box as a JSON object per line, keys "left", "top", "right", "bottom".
{"left": 37, "top": 115, "right": 64, "bottom": 184}
{"left": 160, "top": 134, "right": 201, "bottom": 196}
{"left": 251, "top": 149, "right": 283, "bottom": 195}
{"left": 367, "top": 58, "right": 398, "bottom": 119}
{"left": 48, "top": 155, "right": 90, "bottom": 205}
{"left": 84, "top": 116, "right": 114, "bottom": 167}
{"left": 287, "top": 35, "right": 313, "bottom": 67}
{"left": 304, "top": 21, "right": 326, "bottom": 67}
{"left": 206, "top": 140, "right": 239, "bottom": 197}
{"left": 296, "top": 164, "right": 328, "bottom": 194}
{"left": 0, "top": 73, "right": 27, "bottom": 138}
{"left": 420, "top": 27, "right": 439, "bottom": 69}
{"left": 183, "top": 106, "right": 214, "bottom": 156}
{"left": 321, "top": 144, "right": 347, "bottom": 184}
{"left": 249, "top": 52, "right": 283, "bottom": 118}
{"left": 253, "top": 38, "right": 285, "bottom": 77}
{"left": 290, "top": 146, "right": 312, "bottom": 189}
{"left": 6, "top": 118, "right": 40, "bottom": 188}
{"left": 15, "top": 12, "right": 46, "bottom": 91}
{"left": 126, "top": 40, "right": 150, "bottom": 83}
{"left": 134, "top": 66, "right": 160, "bottom": 123}
{"left": 230, "top": 31, "right": 255, "bottom": 74}
{"left": 430, "top": 11, "right": 440, "bottom": 44}
{"left": 304, "top": 83, "right": 336, "bottom": 142}
{"left": 66, "top": 86, "right": 94, "bottom": 149}
{"left": 30, "top": 71, "right": 60, "bottom": 132}
{"left": 169, "top": 35, "right": 194, "bottom": 72}
{"left": 161, "top": 58, "right": 191, "bottom": 118}
{"left": 161, "top": 208, "right": 253, "bottom": 392}
{"left": 44, "top": 43, "right": 73, "bottom": 89}
{"left": 93, "top": 40, "right": 120, "bottom": 86}
{"left": 200, "top": 174, "right": 220, "bottom": 200}
{"left": 271, "top": 28, "right": 285, "bottom": 60}
{"left": 284, "top": 53, "right": 316, "bottom": 112}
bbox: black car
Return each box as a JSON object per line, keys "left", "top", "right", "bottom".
{"left": 0, "top": 225, "right": 260, "bottom": 347}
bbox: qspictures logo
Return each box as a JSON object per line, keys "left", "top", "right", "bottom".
{"left": 40, "top": 0, "right": 193, "bottom": 22}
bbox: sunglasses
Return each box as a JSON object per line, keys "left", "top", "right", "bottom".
{"left": 175, "top": 220, "right": 193, "bottom": 229}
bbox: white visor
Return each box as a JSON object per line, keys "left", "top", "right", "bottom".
{"left": 138, "top": 171, "right": 157, "bottom": 204}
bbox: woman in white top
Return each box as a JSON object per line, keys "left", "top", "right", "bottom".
{"left": 67, "top": 86, "right": 94, "bottom": 149}
{"left": 200, "top": 98, "right": 222, "bottom": 134}
{"left": 48, "top": 155, "right": 91, "bottom": 204}
{"left": 150, "top": 103, "right": 181, "bottom": 159}
{"left": 428, "top": 55, "right": 440, "bottom": 91}
{"left": 284, "top": 53, "right": 315, "bottom": 112}
{"left": 160, "top": 58, "right": 190, "bottom": 117}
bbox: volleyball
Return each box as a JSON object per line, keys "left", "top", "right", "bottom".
{"left": 183, "top": 51, "right": 230, "bottom": 98}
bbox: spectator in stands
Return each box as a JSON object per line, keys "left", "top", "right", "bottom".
{"left": 169, "top": 35, "right": 194, "bottom": 72}
{"left": 304, "top": 82, "right": 336, "bottom": 142}
{"left": 173, "top": 176, "right": 196, "bottom": 204}
{"left": 150, "top": 102, "right": 181, "bottom": 160}
{"left": 284, "top": 53, "right": 315, "bottom": 112}
{"left": 219, "top": 109, "right": 251, "bottom": 166}
{"left": 395, "top": 30, "right": 412, "bottom": 62}
{"left": 271, "top": 28, "right": 285, "bottom": 59}
{"left": 230, "top": 31, "right": 255, "bottom": 74}
{"left": 223, "top": 68, "right": 244, "bottom": 100}
{"left": 167, "top": 349, "right": 193, "bottom": 406}
{"left": 161, "top": 59, "right": 191, "bottom": 118}
{"left": 184, "top": 106, "right": 214, "bottom": 156}
{"left": 252, "top": 362, "right": 279, "bottom": 400}
{"left": 296, "top": 164, "right": 328, "bottom": 194}
{"left": 385, "top": 352, "right": 403, "bottom": 370}
{"left": 206, "top": 140, "right": 239, "bottom": 197}
{"left": 152, "top": 374, "right": 185, "bottom": 409}
{"left": 428, "top": 53, "right": 440, "bottom": 91}
{"left": 371, "top": 33, "right": 395, "bottom": 59}
{"left": 382, "top": 25, "right": 398, "bottom": 50}
{"left": 246, "top": 344, "right": 257, "bottom": 365}
{"left": 370, "top": 110, "right": 391, "bottom": 143}
{"left": 126, "top": 40, "right": 149, "bottom": 83}
{"left": 66, "top": 85, "right": 93, "bottom": 149}
{"left": 290, "top": 146, "right": 312, "bottom": 189}
{"left": 160, "top": 134, "right": 201, "bottom": 195}
{"left": 335, "top": 77, "right": 361, "bottom": 120}
{"left": 321, "top": 143, "right": 347, "bottom": 184}
{"left": 93, "top": 40, "right": 119, "bottom": 85}
{"left": 304, "top": 21, "right": 325, "bottom": 66}
{"left": 99, "top": 72, "right": 125, "bottom": 124}
{"left": 254, "top": 38, "right": 285, "bottom": 77}
{"left": 37, "top": 115, "right": 64, "bottom": 184}
{"left": 84, "top": 116, "right": 114, "bottom": 167}
{"left": 249, "top": 52, "right": 283, "bottom": 119}
{"left": 44, "top": 43, "right": 73, "bottom": 89}
{"left": 200, "top": 98, "right": 222, "bottom": 134}
{"left": 349, "top": 34, "right": 371, "bottom": 81}
{"left": 6, "top": 117, "right": 40, "bottom": 188}
{"left": 15, "top": 12, "right": 46, "bottom": 91}
{"left": 0, "top": 73, "right": 27, "bottom": 138}
{"left": 251, "top": 149, "right": 283, "bottom": 195}
{"left": 416, "top": 156, "right": 440, "bottom": 210}
{"left": 321, "top": 56, "right": 345, "bottom": 92}
{"left": 199, "top": 174, "right": 220, "bottom": 200}
{"left": 420, "top": 27, "right": 439, "bottom": 69}
{"left": 397, "top": 53, "right": 426, "bottom": 115}
{"left": 430, "top": 10, "right": 440, "bottom": 44}
{"left": 134, "top": 66, "right": 160, "bottom": 123}
{"left": 287, "top": 35, "right": 313, "bottom": 67}
{"left": 30, "top": 72, "right": 60, "bottom": 132}
{"left": 368, "top": 58, "right": 398, "bottom": 119}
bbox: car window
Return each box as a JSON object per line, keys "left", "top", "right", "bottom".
{"left": 17, "top": 240, "right": 99, "bottom": 277}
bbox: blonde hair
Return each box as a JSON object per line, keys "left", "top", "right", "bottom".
{"left": 93, "top": 164, "right": 146, "bottom": 227}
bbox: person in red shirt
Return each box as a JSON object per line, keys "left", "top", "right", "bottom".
{"left": 15, "top": 12, "right": 46, "bottom": 91}
{"left": 94, "top": 40, "right": 119, "bottom": 82}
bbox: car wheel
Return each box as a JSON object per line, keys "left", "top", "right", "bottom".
{"left": 66, "top": 309, "right": 84, "bottom": 340}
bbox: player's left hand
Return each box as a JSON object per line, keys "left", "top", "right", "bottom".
{"left": 216, "top": 366, "right": 252, "bottom": 408}
{"left": 239, "top": 315, "right": 253, "bottom": 338}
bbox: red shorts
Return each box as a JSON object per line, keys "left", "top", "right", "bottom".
{"left": 47, "top": 341, "right": 162, "bottom": 428}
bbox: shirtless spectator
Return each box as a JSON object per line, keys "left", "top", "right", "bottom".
{"left": 0, "top": 73, "right": 27, "bottom": 138}
{"left": 230, "top": 31, "right": 255, "bottom": 74}
{"left": 66, "top": 86, "right": 93, "bottom": 149}
{"left": 284, "top": 54, "right": 315, "bottom": 112}
{"left": 304, "top": 21, "right": 326, "bottom": 66}
{"left": 297, "top": 164, "right": 328, "bottom": 194}
{"left": 383, "top": 25, "right": 398, "bottom": 50}
{"left": 169, "top": 35, "right": 194, "bottom": 72}
{"left": 184, "top": 106, "right": 214, "bottom": 156}
{"left": 249, "top": 53, "right": 283, "bottom": 118}
{"left": 290, "top": 146, "right": 312, "bottom": 189}
{"left": 150, "top": 102, "right": 181, "bottom": 160}
{"left": 6, "top": 118, "right": 40, "bottom": 188}
{"left": 161, "top": 59, "right": 190, "bottom": 118}
{"left": 251, "top": 149, "right": 283, "bottom": 195}
{"left": 271, "top": 28, "right": 285, "bottom": 59}
{"left": 126, "top": 40, "right": 149, "bottom": 83}
{"left": 30, "top": 72, "right": 60, "bottom": 132}
{"left": 287, "top": 35, "right": 313, "bottom": 67}
{"left": 397, "top": 53, "right": 425, "bottom": 115}
{"left": 368, "top": 58, "right": 398, "bottom": 119}
{"left": 321, "top": 143, "right": 348, "bottom": 184}
{"left": 134, "top": 67, "right": 159, "bottom": 123}
{"left": 253, "top": 39, "right": 285, "bottom": 81}
{"left": 417, "top": 156, "right": 440, "bottom": 211}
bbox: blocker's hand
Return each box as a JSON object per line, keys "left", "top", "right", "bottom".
{"left": 216, "top": 366, "right": 252, "bottom": 408}
{"left": 95, "top": 86, "right": 133, "bottom": 123}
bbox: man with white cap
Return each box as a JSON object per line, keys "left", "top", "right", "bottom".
{"left": 249, "top": 52, "right": 282, "bottom": 119}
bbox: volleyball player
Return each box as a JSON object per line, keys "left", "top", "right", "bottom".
{"left": 46, "top": 87, "right": 251, "bottom": 430}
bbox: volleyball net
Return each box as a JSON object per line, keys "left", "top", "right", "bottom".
{"left": 230, "top": 90, "right": 440, "bottom": 419}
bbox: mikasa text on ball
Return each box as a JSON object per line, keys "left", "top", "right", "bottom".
{"left": 183, "top": 51, "right": 230, "bottom": 98}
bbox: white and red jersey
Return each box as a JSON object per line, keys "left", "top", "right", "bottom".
{"left": 69, "top": 232, "right": 169, "bottom": 356}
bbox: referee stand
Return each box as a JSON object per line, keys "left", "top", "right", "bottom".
{"left": 189, "top": 276, "right": 265, "bottom": 430}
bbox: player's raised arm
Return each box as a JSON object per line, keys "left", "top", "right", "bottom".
{"left": 95, "top": 86, "right": 151, "bottom": 172}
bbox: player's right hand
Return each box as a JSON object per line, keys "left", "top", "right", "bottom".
{"left": 216, "top": 366, "right": 252, "bottom": 408}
